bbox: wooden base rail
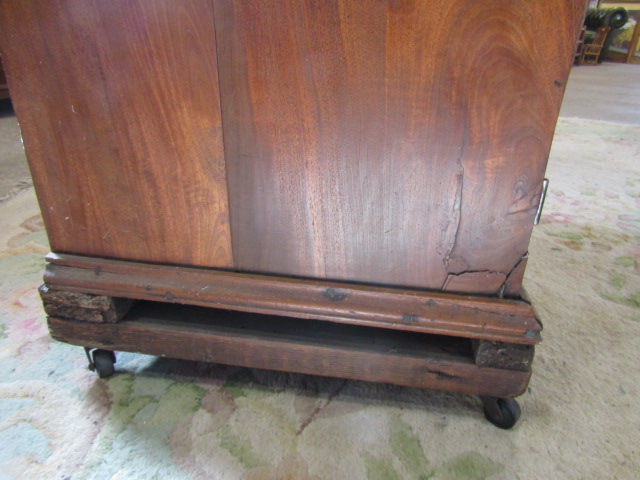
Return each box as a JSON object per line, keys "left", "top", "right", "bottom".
{"left": 48, "top": 301, "right": 531, "bottom": 398}
{"left": 44, "top": 253, "right": 541, "bottom": 345}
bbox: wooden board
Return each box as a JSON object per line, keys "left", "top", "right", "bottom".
{"left": 472, "top": 340, "right": 534, "bottom": 372}
{"left": 0, "top": 0, "right": 233, "bottom": 268}
{"left": 48, "top": 302, "right": 531, "bottom": 397}
{"left": 214, "top": 0, "right": 585, "bottom": 291}
{"left": 39, "top": 285, "right": 134, "bottom": 323}
{"left": 44, "top": 253, "right": 541, "bottom": 344}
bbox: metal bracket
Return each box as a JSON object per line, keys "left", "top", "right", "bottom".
{"left": 84, "top": 347, "right": 96, "bottom": 372}
{"left": 534, "top": 178, "right": 549, "bottom": 225}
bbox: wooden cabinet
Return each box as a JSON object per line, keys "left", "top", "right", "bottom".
{"left": 0, "top": 0, "right": 585, "bottom": 427}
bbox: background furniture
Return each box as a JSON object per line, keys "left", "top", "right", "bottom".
{"left": 583, "top": 6, "right": 629, "bottom": 61}
{"left": 0, "top": 0, "right": 585, "bottom": 428}
{"left": 580, "top": 26, "right": 613, "bottom": 63}
{"left": 597, "top": 1, "right": 640, "bottom": 63}
{"left": 575, "top": 27, "right": 588, "bottom": 63}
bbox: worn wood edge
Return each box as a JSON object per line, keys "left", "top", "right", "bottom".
{"left": 44, "top": 253, "right": 533, "bottom": 314}
{"left": 518, "top": 287, "right": 544, "bottom": 332}
{"left": 39, "top": 284, "right": 135, "bottom": 323}
{"left": 47, "top": 315, "right": 531, "bottom": 398}
{"left": 43, "top": 253, "right": 542, "bottom": 344}
{"left": 472, "top": 340, "right": 535, "bottom": 372}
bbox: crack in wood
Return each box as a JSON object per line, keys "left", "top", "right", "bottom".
{"left": 441, "top": 173, "right": 464, "bottom": 275}
{"left": 440, "top": 134, "right": 467, "bottom": 275}
{"left": 433, "top": 370, "right": 460, "bottom": 381}
{"left": 445, "top": 269, "right": 507, "bottom": 277}
{"left": 441, "top": 269, "right": 507, "bottom": 295}
{"left": 499, "top": 253, "right": 529, "bottom": 298}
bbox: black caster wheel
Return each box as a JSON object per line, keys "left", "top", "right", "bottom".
{"left": 480, "top": 396, "right": 521, "bottom": 429}
{"left": 85, "top": 348, "right": 116, "bottom": 378}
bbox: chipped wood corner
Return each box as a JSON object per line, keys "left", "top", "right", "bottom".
{"left": 472, "top": 339, "right": 535, "bottom": 372}
{"left": 39, "top": 284, "right": 135, "bottom": 323}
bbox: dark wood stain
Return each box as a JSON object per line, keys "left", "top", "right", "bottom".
{"left": 323, "top": 288, "right": 348, "bottom": 302}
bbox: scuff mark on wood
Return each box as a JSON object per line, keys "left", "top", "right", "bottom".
{"left": 432, "top": 370, "right": 459, "bottom": 381}
{"left": 323, "top": 288, "right": 348, "bottom": 302}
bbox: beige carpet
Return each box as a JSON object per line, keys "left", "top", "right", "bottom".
{"left": 0, "top": 117, "right": 638, "bottom": 479}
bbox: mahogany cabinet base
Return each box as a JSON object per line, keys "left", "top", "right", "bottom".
{"left": 47, "top": 300, "right": 532, "bottom": 400}
{"left": 42, "top": 253, "right": 539, "bottom": 427}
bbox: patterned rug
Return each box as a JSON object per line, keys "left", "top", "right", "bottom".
{"left": 0, "top": 118, "right": 638, "bottom": 479}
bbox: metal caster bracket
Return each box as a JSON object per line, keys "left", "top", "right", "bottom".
{"left": 84, "top": 347, "right": 116, "bottom": 378}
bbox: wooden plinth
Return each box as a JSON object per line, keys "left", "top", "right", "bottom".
{"left": 42, "top": 253, "right": 538, "bottom": 399}
{"left": 48, "top": 301, "right": 531, "bottom": 398}
{"left": 44, "top": 253, "right": 541, "bottom": 345}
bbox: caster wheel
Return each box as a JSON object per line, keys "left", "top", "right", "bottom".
{"left": 90, "top": 349, "right": 116, "bottom": 378}
{"left": 481, "top": 397, "right": 521, "bottom": 429}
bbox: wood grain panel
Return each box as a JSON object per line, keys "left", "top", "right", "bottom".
{"left": 48, "top": 303, "right": 531, "bottom": 397}
{"left": 0, "top": 0, "right": 233, "bottom": 267}
{"left": 214, "top": 0, "right": 585, "bottom": 291}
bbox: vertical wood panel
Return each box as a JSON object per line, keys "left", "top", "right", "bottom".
{"left": 215, "top": 0, "right": 584, "bottom": 291}
{"left": 0, "top": 0, "right": 234, "bottom": 268}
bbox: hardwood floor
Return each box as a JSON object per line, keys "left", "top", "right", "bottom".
{"left": 560, "top": 63, "right": 640, "bottom": 124}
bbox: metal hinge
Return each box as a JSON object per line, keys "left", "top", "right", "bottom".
{"left": 534, "top": 178, "right": 549, "bottom": 225}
